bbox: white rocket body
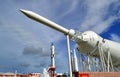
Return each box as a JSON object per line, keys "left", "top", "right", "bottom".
{"left": 76, "top": 31, "right": 120, "bottom": 70}
{"left": 51, "top": 43, "right": 55, "bottom": 67}
{"left": 20, "top": 9, "right": 120, "bottom": 71}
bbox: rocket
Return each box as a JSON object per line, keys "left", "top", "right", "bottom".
{"left": 51, "top": 43, "right": 55, "bottom": 68}
{"left": 20, "top": 9, "right": 120, "bottom": 71}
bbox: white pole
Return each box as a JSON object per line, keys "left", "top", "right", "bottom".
{"left": 66, "top": 35, "right": 72, "bottom": 77}
{"left": 73, "top": 49, "right": 79, "bottom": 71}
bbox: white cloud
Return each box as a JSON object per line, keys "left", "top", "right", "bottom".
{"left": 110, "top": 34, "right": 120, "bottom": 42}
{"left": 91, "top": 16, "right": 118, "bottom": 33}
{"left": 60, "top": 0, "right": 79, "bottom": 17}
{"left": 79, "top": 0, "right": 120, "bottom": 34}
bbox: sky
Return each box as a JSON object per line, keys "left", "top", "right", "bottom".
{"left": 0, "top": 0, "right": 120, "bottom": 74}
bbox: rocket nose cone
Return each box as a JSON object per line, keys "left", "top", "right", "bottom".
{"left": 19, "top": 9, "right": 24, "bottom": 12}
{"left": 19, "top": 9, "right": 33, "bottom": 18}
{"left": 19, "top": 9, "right": 28, "bottom": 14}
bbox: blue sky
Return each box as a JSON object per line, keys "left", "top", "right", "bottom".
{"left": 0, "top": 0, "right": 120, "bottom": 74}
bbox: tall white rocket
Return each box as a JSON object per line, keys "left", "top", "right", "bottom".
{"left": 51, "top": 43, "right": 55, "bottom": 67}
